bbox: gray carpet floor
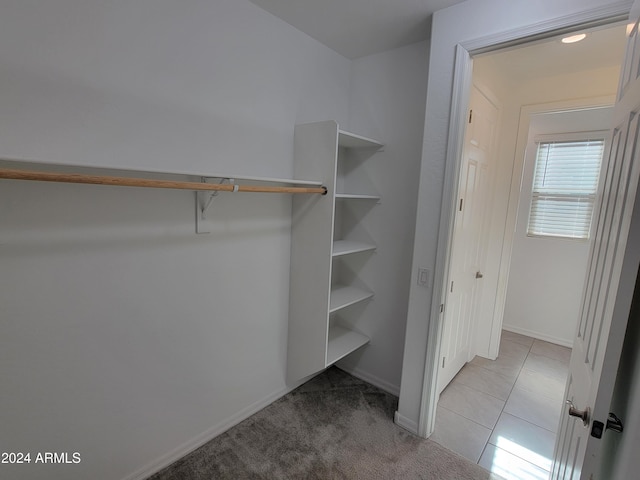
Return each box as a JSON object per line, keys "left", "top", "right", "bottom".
{"left": 148, "top": 367, "right": 501, "bottom": 479}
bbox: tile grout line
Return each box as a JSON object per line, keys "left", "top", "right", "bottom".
{"left": 440, "top": 336, "right": 533, "bottom": 464}
{"left": 477, "top": 338, "right": 533, "bottom": 468}
{"left": 478, "top": 336, "right": 563, "bottom": 477}
{"left": 437, "top": 404, "right": 494, "bottom": 431}
{"left": 436, "top": 333, "right": 570, "bottom": 472}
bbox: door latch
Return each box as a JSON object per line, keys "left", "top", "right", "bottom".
{"left": 606, "top": 413, "right": 624, "bottom": 433}
{"left": 590, "top": 413, "right": 624, "bottom": 439}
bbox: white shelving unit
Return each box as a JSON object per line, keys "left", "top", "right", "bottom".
{"left": 287, "top": 121, "right": 382, "bottom": 381}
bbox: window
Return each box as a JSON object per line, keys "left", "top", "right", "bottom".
{"left": 528, "top": 136, "right": 605, "bottom": 240}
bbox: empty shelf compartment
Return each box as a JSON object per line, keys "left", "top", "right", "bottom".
{"left": 329, "top": 285, "right": 374, "bottom": 313}
{"left": 327, "top": 325, "right": 370, "bottom": 365}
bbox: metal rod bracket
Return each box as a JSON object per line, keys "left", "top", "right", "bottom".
{"left": 196, "top": 177, "right": 234, "bottom": 234}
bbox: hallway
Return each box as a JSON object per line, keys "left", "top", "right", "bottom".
{"left": 431, "top": 330, "right": 571, "bottom": 479}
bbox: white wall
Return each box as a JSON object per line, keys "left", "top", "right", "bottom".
{"left": 0, "top": 2, "right": 351, "bottom": 479}
{"left": 503, "top": 108, "right": 614, "bottom": 346}
{"left": 397, "top": 0, "right": 632, "bottom": 434}
{"left": 336, "top": 41, "right": 429, "bottom": 393}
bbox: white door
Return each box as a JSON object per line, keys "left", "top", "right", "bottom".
{"left": 438, "top": 85, "right": 498, "bottom": 394}
{"left": 551, "top": 8, "right": 640, "bottom": 479}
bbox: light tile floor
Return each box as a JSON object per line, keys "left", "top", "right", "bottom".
{"left": 431, "top": 330, "right": 571, "bottom": 480}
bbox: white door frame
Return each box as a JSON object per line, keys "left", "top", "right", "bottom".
{"left": 418, "top": 4, "right": 632, "bottom": 438}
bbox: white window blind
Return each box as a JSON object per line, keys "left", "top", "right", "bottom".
{"left": 528, "top": 138, "right": 605, "bottom": 239}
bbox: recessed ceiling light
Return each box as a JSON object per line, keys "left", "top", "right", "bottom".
{"left": 562, "top": 33, "right": 587, "bottom": 44}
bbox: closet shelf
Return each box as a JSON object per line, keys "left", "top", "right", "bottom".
{"left": 327, "top": 326, "right": 370, "bottom": 365}
{"left": 329, "top": 285, "right": 374, "bottom": 313}
{"left": 335, "top": 193, "right": 381, "bottom": 201}
{"left": 0, "top": 161, "right": 327, "bottom": 235}
{"left": 0, "top": 167, "right": 326, "bottom": 195}
{"left": 332, "top": 240, "right": 376, "bottom": 257}
{"left": 338, "top": 130, "right": 384, "bottom": 149}
{"left": 0, "top": 158, "right": 324, "bottom": 187}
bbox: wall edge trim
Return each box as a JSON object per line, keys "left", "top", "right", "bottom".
{"left": 394, "top": 411, "right": 419, "bottom": 434}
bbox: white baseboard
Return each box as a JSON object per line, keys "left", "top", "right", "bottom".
{"left": 394, "top": 411, "right": 418, "bottom": 434}
{"left": 122, "top": 378, "right": 308, "bottom": 480}
{"left": 124, "top": 366, "right": 400, "bottom": 480}
{"left": 335, "top": 364, "right": 400, "bottom": 396}
{"left": 502, "top": 325, "right": 574, "bottom": 348}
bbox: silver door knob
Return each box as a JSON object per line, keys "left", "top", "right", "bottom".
{"left": 566, "top": 400, "right": 590, "bottom": 427}
{"left": 475, "top": 271, "right": 483, "bottom": 279}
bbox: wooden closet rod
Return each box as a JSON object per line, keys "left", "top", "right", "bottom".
{"left": 0, "top": 168, "right": 328, "bottom": 195}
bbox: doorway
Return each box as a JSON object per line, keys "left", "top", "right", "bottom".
{"left": 430, "top": 23, "right": 627, "bottom": 478}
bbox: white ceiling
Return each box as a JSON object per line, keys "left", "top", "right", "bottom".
{"left": 250, "top": 1, "right": 628, "bottom": 79}
{"left": 249, "top": 0, "right": 467, "bottom": 59}
{"left": 480, "top": 24, "right": 628, "bottom": 82}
